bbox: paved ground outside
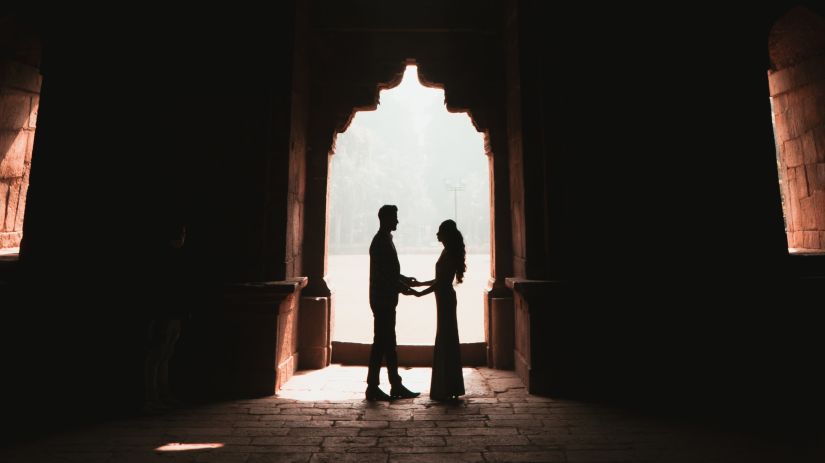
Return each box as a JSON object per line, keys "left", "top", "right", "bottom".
{"left": 328, "top": 254, "right": 489, "bottom": 344}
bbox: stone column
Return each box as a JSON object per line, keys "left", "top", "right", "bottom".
{"left": 0, "top": 60, "right": 41, "bottom": 250}
{"left": 299, "top": 294, "right": 333, "bottom": 368}
{"left": 485, "top": 123, "right": 515, "bottom": 369}
{"left": 298, "top": 121, "right": 335, "bottom": 369}
{"left": 768, "top": 7, "right": 825, "bottom": 251}
{"left": 769, "top": 58, "right": 825, "bottom": 251}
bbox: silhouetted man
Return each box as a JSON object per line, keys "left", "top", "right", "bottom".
{"left": 366, "top": 205, "right": 421, "bottom": 401}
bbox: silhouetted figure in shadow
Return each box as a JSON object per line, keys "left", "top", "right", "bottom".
{"left": 143, "top": 222, "right": 189, "bottom": 413}
{"left": 366, "top": 205, "right": 421, "bottom": 401}
{"left": 411, "top": 219, "right": 466, "bottom": 401}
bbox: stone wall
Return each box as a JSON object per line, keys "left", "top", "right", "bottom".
{"left": 0, "top": 60, "right": 40, "bottom": 250}
{"left": 768, "top": 7, "right": 825, "bottom": 251}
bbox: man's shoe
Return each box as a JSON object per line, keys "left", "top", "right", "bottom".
{"left": 390, "top": 384, "right": 420, "bottom": 399}
{"left": 365, "top": 386, "right": 392, "bottom": 401}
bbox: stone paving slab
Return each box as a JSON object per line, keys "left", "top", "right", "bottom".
{"left": 0, "top": 366, "right": 823, "bottom": 462}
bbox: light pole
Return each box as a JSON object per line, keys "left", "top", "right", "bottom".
{"left": 445, "top": 180, "right": 465, "bottom": 222}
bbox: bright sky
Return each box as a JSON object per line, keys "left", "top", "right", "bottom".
{"left": 329, "top": 65, "right": 490, "bottom": 253}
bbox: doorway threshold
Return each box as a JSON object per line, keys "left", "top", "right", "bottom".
{"left": 331, "top": 341, "right": 486, "bottom": 366}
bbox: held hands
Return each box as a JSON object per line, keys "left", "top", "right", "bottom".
{"left": 400, "top": 276, "right": 434, "bottom": 297}
{"left": 400, "top": 277, "right": 421, "bottom": 296}
{"left": 400, "top": 283, "right": 420, "bottom": 296}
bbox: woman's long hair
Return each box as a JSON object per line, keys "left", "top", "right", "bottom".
{"left": 439, "top": 219, "right": 466, "bottom": 283}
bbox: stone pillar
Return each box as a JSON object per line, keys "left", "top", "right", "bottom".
{"left": 298, "top": 120, "right": 334, "bottom": 368}
{"left": 484, "top": 99, "right": 515, "bottom": 369}
{"left": 299, "top": 294, "right": 332, "bottom": 369}
{"left": 769, "top": 57, "right": 825, "bottom": 251}
{"left": 220, "top": 278, "right": 307, "bottom": 395}
{"left": 486, "top": 291, "right": 514, "bottom": 369}
{"left": 768, "top": 7, "right": 825, "bottom": 251}
{"left": 0, "top": 60, "right": 41, "bottom": 250}
{"left": 486, "top": 124, "right": 515, "bottom": 368}
{"left": 301, "top": 129, "right": 332, "bottom": 298}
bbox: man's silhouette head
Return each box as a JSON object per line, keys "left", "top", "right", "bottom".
{"left": 378, "top": 205, "right": 399, "bottom": 232}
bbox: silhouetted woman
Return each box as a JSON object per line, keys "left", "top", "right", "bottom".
{"left": 412, "top": 219, "right": 466, "bottom": 401}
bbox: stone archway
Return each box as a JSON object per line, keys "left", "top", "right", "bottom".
{"left": 297, "top": 55, "right": 515, "bottom": 370}
{"left": 323, "top": 62, "right": 493, "bottom": 364}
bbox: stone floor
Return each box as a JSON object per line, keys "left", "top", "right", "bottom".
{"left": 1, "top": 366, "right": 823, "bottom": 462}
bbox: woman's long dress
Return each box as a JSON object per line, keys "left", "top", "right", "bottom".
{"left": 430, "top": 251, "right": 465, "bottom": 400}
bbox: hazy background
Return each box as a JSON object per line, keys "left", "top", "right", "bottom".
{"left": 328, "top": 66, "right": 491, "bottom": 344}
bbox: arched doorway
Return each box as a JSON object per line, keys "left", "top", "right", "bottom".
{"left": 297, "top": 58, "right": 515, "bottom": 371}
{"left": 326, "top": 64, "right": 490, "bottom": 364}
